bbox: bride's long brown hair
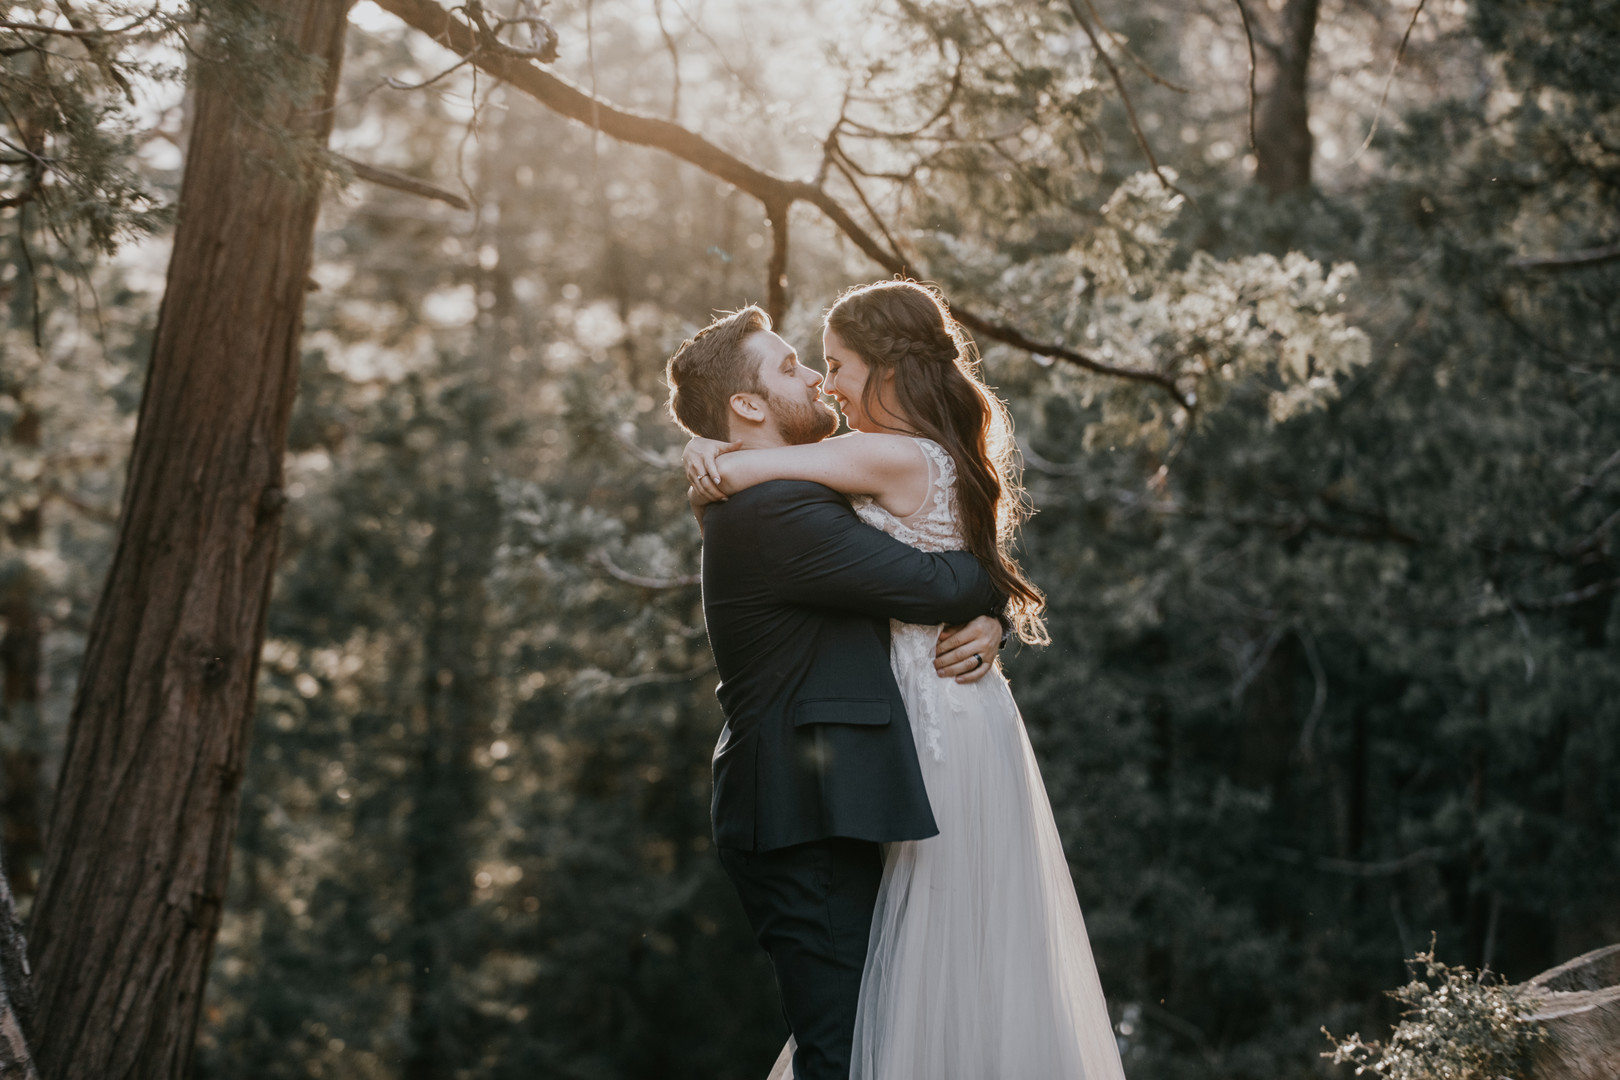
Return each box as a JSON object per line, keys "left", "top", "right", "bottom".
{"left": 826, "top": 279, "right": 1047, "bottom": 645}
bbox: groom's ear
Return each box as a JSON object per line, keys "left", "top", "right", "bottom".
{"left": 728, "top": 392, "right": 767, "bottom": 427}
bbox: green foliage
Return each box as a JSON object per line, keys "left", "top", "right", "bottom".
{"left": 0, "top": 0, "right": 329, "bottom": 270}
{"left": 925, "top": 173, "right": 1372, "bottom": 449}
{"left": 1323, "top": 948, "right": 1547, "bottom": 1080}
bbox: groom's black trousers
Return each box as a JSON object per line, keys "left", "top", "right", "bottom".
{"left": 720, "top": 837, "right": 884, "bottom": 1080}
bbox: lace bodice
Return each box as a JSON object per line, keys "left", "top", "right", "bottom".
{"left": 851, "top": 437, "right": 966, "bottom": 763}
{"left": 850, "top": 438, "right": 964, "bottom": 552}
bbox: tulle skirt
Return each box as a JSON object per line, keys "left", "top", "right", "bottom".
{"left": 768, "top": 623, "right": 1127, "bottom": 1080}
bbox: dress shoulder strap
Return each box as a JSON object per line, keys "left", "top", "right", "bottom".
{"left": 910, "top": 437, "right": 957, "bottom": 524}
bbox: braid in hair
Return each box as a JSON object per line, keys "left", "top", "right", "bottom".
{"left": 826, "top": 280, "right": 1047, "bottom": 644}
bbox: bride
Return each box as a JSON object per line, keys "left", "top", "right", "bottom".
{"left": 684, "top": 280, "right": 1127, "bottom": 1080}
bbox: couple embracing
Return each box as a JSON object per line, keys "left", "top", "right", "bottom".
{"left": 665, "top": 280, "right": 1126, "bottom": 1080}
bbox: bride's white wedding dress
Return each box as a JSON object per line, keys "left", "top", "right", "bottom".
{"left": 766, "top": 437, "right": 1128, "bottom": 1080}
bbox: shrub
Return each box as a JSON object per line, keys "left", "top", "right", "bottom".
{"left": 1323, "top": 946, "right": 1547, "bottom": 1080}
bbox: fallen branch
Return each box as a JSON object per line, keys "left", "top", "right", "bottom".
{"left": 369, "top": 0, "right": 1192, "bottom": 406}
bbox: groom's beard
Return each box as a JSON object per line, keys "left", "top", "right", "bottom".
{"left": 769, "top": 387, "right": 839, "bottom": 445}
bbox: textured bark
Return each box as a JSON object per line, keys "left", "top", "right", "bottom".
{"left": 1520, "top": 945, "right": 1620, "bottom": 1080}
{"left": 1253, "top": 0, "right": 1320, "bottom": 197}
{"left": 0, "top": 846, "right": 38, "bottom": 1080}
{"left": 24, "top": 1, "right": 352, "bottom": 1076}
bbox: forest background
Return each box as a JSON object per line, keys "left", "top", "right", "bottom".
{"left": 1, "top": 0, "right": 1616, "bottom": 1076}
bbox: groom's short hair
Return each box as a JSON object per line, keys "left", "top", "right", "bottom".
{"left": 666, "top": 306, "right": 771, "bottom": 440}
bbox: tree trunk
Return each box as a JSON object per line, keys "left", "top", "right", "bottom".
{"left": 404, "top": 453, "right": 495, "bottom": 1080}
{"left": 0, "top": 405, "right": 46, "bottom": 906}
{"left": 24, "top": 1, "right": 352, "bottom": 1076}
{"left": 1254, "top": 0, "right": 1319, "bottom": 197}
{"left": 1520, "top": 945, "right": 1620, "bottom": 1080}
{"left": 0, "top": 845, "right": 38, "bottom": 1080}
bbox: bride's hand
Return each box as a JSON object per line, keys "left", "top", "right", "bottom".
{"left": 935, "top": 616, "right": 1003, "bottom": 684}
{"left": 683, "top": 436, "right": 742, "bottom": 502}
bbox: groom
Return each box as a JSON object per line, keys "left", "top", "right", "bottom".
{"left": 666, "top": 306, "right": 1006, "bottom": 1079}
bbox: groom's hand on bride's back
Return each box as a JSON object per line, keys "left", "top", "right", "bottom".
{"left": 935, "top": 615, "right": 1002, "bottom": 684}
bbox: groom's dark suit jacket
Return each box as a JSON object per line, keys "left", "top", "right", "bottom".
{"left": 701, "top": 480, "right": 1005, "bottom": 852}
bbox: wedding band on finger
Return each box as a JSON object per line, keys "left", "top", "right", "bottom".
{"left": 971, "top": 654, "right": 984, "bottom": 669}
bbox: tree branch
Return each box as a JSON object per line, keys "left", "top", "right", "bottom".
{"left": 1232, "top": 0, "right": 1259, "bottom": 152}
{"left": 460, "top": 0, "right": 557, "bottom": 62}
{"left": 1565, "top": 448, "right": 1620, "bottom": 502}
{"left": 1511, "top": 577, "right": 1619, "bottom": 613}
{"left": 609, "top": 423, "right": 679, "bottom": 469}
{"left": 1063, "top": 0, "right": 1191, "bottom": 203}
{"left": 650, "top": 0, "right": 681, "bottom": 121}
{"left": 372, "top": 0, "right": 790, "bottom": 194}
{"left": 765, "top": 195, "right": 789, "bottom": 323}
{"left": 591, "top": 551, "right": 700, "bottom": 589}
{"left": 0, "top": 11, "right": 152, "bottom": 38}
{"left": 369, "top": 0, "right": 1192, "bottom": 406}
{"left": 827, "top": 143, "right": 910, "bottom": 267}
{"left": 835, "top": 46, "right": 965, "bottom": 140}
{"left": 1267, "top": 844, "right": 1449, "bottom": 877}
{"left": 1346, "top": 0, "right": 1428, "bottom": 166}
{"left": 951, "top": 307, "right": 1190, "bottom": 402}
{"left": 1509, "top": 239, "right": 1620, "bottom": 270}
{"left": 337, "top": 154, "right": 470, "bottom": 209}
{"left": 40, "top": 485, "right": 119, "bottom": 526}
{"left": 573, "top": 660, "right": 716, "bottom": 696}
{"left": 1015, "top": 436, "right": 1087, "bottom": 477}
{"left": 1077, "top": 0, "right": 1189, "bottom": 93}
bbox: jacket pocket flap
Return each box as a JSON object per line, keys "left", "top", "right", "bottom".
{"left": 793, "top": 699, "right": 891, "bottom": 727}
